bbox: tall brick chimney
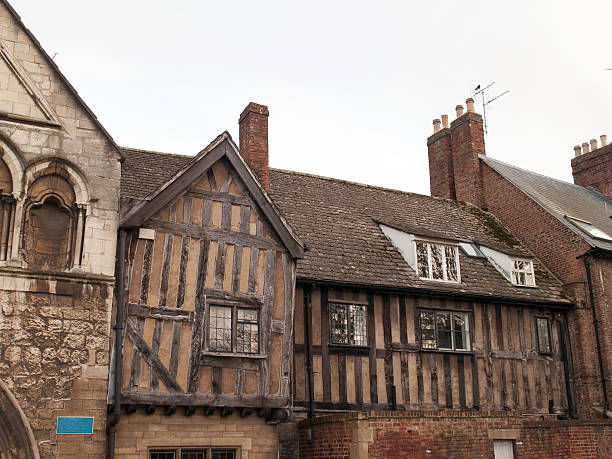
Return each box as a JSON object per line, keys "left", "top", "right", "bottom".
{"left": 427, "top": 98, "right": 486, "bottom": 207}
{"left": 571, "top": 135, "right": 612, "bottom": 200}
{"left": 239, "top": 102, "right": 270, "bottom": 190}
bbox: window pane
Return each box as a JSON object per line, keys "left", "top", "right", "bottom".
{"left": 211, "top": 450, "right": 236, "bottom": 459}
{"left": 537, "top": 318, "right": 551, "bottom": 353}
{"left": 416, "top": 242, "right": 430, "bottom": 278}
{"left": 420, "top": 311, "right": 436, "bottom": 349}
{"left": 348, "top": 304, "right": 367, "bottom": 346}
{"left": 151, "top": 451, "right": 176, "bottom": 459}
{"left": 431, "top": 245, "right": 444, "bottom": 279}
{"left": 209, "top": 306, "right": 232, "bottom": 351}
{"left": 454, "top": 331, "right": 469, "bottom": 350}
{"left": 238, "top": 308, "right": 258, "bottom": 322}
{"left": 436, "top": 312, "right": 452, "bottom": 349}
{"left": 330, "top": 303, "right": 348, "bottom": 344}
{"left": 445, "top": 246, "right": 458, "bottom": 281}
{"left": 181, "top": 451, "right": 206, "bottom": 459}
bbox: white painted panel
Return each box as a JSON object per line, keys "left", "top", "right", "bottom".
{"left": 493, "top": 440, "right": 514, "bottom": 459}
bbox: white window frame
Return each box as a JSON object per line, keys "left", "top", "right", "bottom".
{"left": 510, "top": 258, "right": 536, "bottom": 287}
{"left": 414, "top": 240, "right": 461, "bottom": 283}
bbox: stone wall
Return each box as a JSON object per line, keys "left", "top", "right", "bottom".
{"left": 113, "top": 410, "right": 279, "bottom": 459}
{"left": 298, "top": 410, "right": 612, "bottom": 459}
{"left": 0, "top": 279, "right": 113, "bottom": 457}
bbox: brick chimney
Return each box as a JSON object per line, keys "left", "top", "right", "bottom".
{"left": 239, "top": 102, "right": 270, "bottom": 190}
{"left": 571, "top": 135, "right": 612, "bottom": 200}
{"left": 427, "top": 98, "right": 486, "bottom": 207}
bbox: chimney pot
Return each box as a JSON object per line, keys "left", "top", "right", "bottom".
{"left": 455, "top": 105, "right": 464, "bottom": 118}
{"left": 582, "top": 142, "right": 590, "bottom": 154}
{"left": 601, "top": 134, "right": 608, "bottom": 147}
{"left": 433, "top": 119, "right": 441, "bottom": 133}
{"left": 441, "top": 114, "right": 449, "bottom": 129}
{"left": 466, "top": 98, "right": 475, "bottom": 113}
{"left": 590, "top": 139, "right": 598, "bottom": 151}
{"left": 574, "top": 145, "right": 582, "bottom": 157}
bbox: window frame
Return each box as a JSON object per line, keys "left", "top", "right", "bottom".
{"left": 149, "top": 448, "right": 238, "bottom": 459}
{"left": 511, "top": 258, "right": 536, "bottom": 287}
{"left": 206, "top": 301, "right": 261, "bottom": 356}
{"left": 535, "top": 316, "right": 552, "bottom": 354}
{"left": 328, "top": 300, "right": 368, "bottom": 347}
{"left": 414, "top": 239, "right": 461, "bottom": 283}
{"left": 418, "top": 308, "right": 472, "bottom": 353}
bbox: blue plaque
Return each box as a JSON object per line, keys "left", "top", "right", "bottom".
{"left": 56, "top": 416, "right": 94, "bottom": 434}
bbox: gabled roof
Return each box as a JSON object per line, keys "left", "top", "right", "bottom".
{"left": 481, "top": 155, "right": 612, "bottom": 253}
{"left": 0, "top": 0, "right": 124, "bottom": 160}
{"left": 120, "top": 147, "right": 568, "bottom": 305}
{"left": 120, "top": 132, "right": 304, "bottom": 259}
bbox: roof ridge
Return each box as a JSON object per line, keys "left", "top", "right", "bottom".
{"left": 269, "top": 167, "right": 465, "bottom": 204}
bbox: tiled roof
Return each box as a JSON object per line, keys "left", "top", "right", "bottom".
{"left": 481, "top": 156, "right": 612, "bottom": 253}
{"left": 120, "top": 147, "right": 568, "bottom": 305}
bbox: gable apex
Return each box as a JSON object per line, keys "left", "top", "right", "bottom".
{"left": 121, "top": 132, "right": 304, "bottom": 259}
{"left": 0, "top": 0, "right": 124, "bottom": 160}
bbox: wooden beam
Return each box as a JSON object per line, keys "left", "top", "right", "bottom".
{"left": 187, "top": 239, "right": 209, "bottom": 393}
{"left": 144, "top": 219, "right": 283, "bottom": 252}
{"left": 203, "top": 288, "right": 263, "bottom": 306}
{"left": 367, "top": 292, "right": 378, "bottom": 404}
{"left": 126, "top": 319, "right": 184, "bottom": 393}
{"left": 382, "top": 294, "right": 394, "bottom": 406}
{"left": 128, "top": 303, "right": 193, "bottom": 322}
{"left": 399, "top": 295, "right": 410, "bottom": 405}
{"left": 321, "top": 286, "right": 331, "bottom": 402}
{"left": 120, "top": 392, "right": 289, "bottom": 408}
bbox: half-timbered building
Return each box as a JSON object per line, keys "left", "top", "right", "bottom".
{"left": 1, "top": 1, "right": 612, "bottom": 457}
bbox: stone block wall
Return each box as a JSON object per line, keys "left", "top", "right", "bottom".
{"left": 0, "top": 279, "right": 113, "bottom": 457}
{"left": 298, "top": 411, "right": 612, "bottom": 459}
{"left": 113, "top": 410, "right": 280, "bottom": 459}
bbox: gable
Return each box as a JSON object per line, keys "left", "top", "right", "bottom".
{"left": 0, "top": 42, "right": 60, "bottom": 126}
{"left": 121, "top": 133, "right": 303, "bottom": 259}
{"left": 0, "top": 0, "right": 122, "bottom": 159}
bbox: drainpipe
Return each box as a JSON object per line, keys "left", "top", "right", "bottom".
{"left": 304, "top": 283, "right": 315, "bottom": 418}
{"left": 584, "top": 256, "right": 608, "bottom": 418}
{"left": 108, "top": 229, "right": 127, "bottom": 457}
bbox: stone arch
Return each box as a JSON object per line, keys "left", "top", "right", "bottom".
{"left": 24, "top": 158, "right": 90, "bottom": 206}
{"left": 0, "top": 138, "right": 25, "bottom": 199}
{"left": 20, "top": 159, "right": 90, "bottom": 269}
{"left": 0, "top": 379, "right": 40, "bottom": 459}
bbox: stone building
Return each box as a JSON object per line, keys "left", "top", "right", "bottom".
{"left": 1, "top": 0, "right": 612, "bottom": 458}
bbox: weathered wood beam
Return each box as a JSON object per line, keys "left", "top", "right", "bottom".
{"left": 128, "top": 303, "right": 194, "bottom": 322}
{"left": 120, "top": 392, "right": 288, "bottom": 408}
{"left": 144, "top": 219, "right": 283, "bottom": 252}
{"left": 185, "top": 189, "right": 250, "bottom": 206}
{"left": 126, "top": 319, "right": 184, "bottom": 393}
{"left": 203, "top": 288, "right": 263, "bottom": 306}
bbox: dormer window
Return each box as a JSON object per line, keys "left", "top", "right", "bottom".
{"left": 415, "top": 241, "right": 460, "bottom": 282}
{"left": 511, "top": 259, "right": 535, "bottom": 287}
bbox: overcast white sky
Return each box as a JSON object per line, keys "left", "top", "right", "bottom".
{"left": 11, "top": 0, "right": 612, "bottom": 195}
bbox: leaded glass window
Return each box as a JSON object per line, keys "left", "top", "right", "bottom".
{"left": 536, "top": 317, "right": 551, "bottom": 354}
{"left": 149, "top": 449, "right": 236, "bottom": 459}
{"left": 415, "top": 241, "right": 460, "bottom": 282}
{"left": 419, "top": 310, "right": 471, "bottom": 351}
{"left": 209, "top": 306, "right": 232, "bottom": 351}
{"left": 208, "top": 304, "right": 259, "bottom": 354}
{"left": 330, "top": 302, "right": 368, "bottom": 346}
{"left": 511, "top": 259, "right": 536, "bottom": 286}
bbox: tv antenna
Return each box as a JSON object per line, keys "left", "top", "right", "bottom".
{"left": 473, "top": 82, "right": 509, "bottom": 134}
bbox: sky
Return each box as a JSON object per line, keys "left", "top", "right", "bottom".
{"left": 10, "top": 0, "right": 612, "bottom": 195}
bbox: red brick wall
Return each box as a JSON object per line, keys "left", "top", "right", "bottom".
{"left": 239, "top": 102, "right": 270, "bottom": 190}
{"left": 450, "top": 113, "right": 486, "bottom": 207}
{"left": 298, "top": 411, "right": 612, "bottom": 459}
{"left": 571, "top": 144, "right": 612, "bottom": 200}
{"left": 427, "top": 129, "right": 455, "bottom": 200}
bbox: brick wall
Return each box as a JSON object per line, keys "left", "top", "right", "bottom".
{"left": 571, "top": 144, "right": 612, "bottom": 200}
{"left": 479, "top": 162, "right": 608, "bottom": 415}
{"left": 239, "top": 102, "right": 270, "bottom": 191}
{"left": 113, "top": 410, "right": 279, "bottom": 459}
{"left": 298, "top": 410, "right": 612, "bottom": 459}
